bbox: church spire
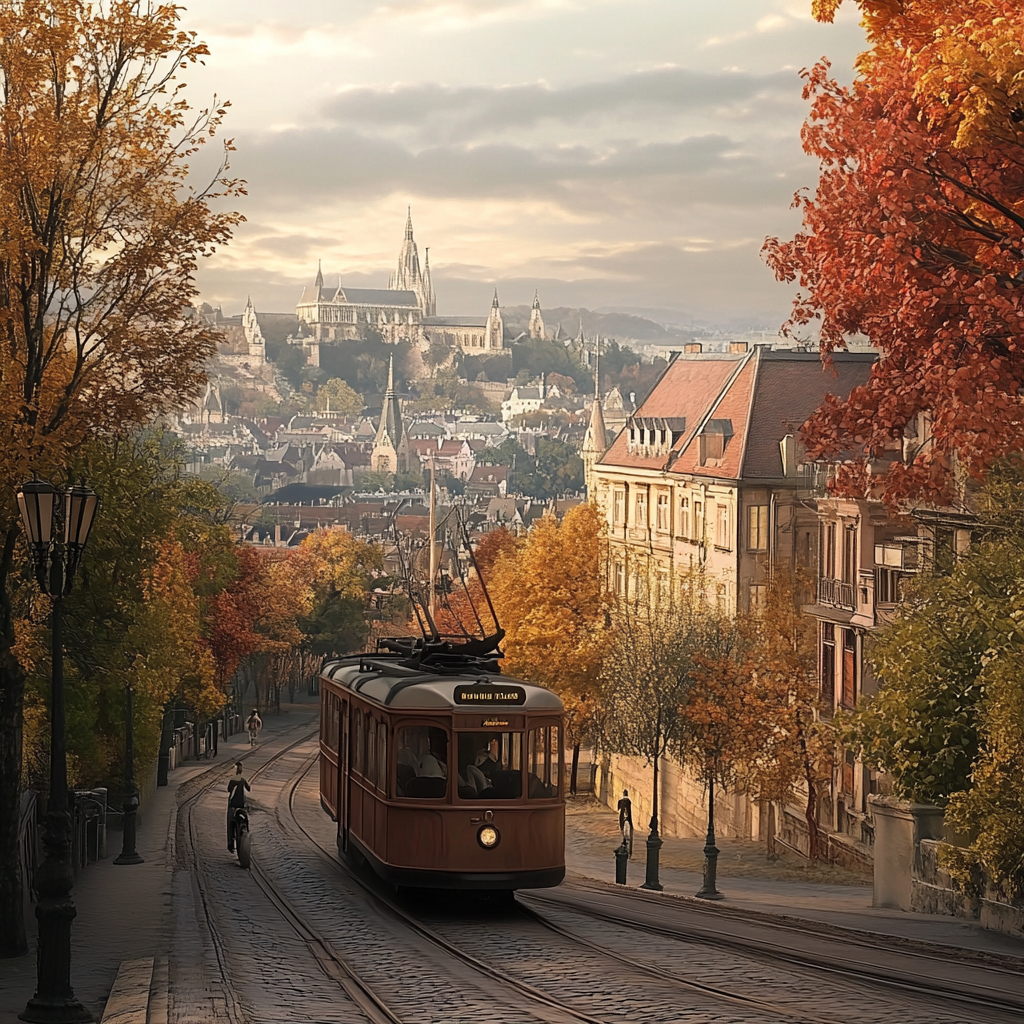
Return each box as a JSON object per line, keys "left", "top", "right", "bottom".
{"left": 314, "top": 260, "right": 323, "bottom": 289}
{"left": 492, "top": 288, "right": 500, "bottom": 309}
{"left": 386, "top": 353, "right": 395, "bottom": 394}
{"left": 532, "top": 290, "right": 540, "bottom": 310}
{"left": 405, "top": 206, "right": 414, "bottom": 240}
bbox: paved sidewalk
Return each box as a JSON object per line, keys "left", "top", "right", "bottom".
{"left": 565, "top": 797, "right": 1024, "bottom": 961}
{"left": 0, "top": 694, "right": 320, "bottom": 1024}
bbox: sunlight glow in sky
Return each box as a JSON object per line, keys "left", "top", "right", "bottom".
{"left": 184, "top": 0, "right": 866, "bottom": 327}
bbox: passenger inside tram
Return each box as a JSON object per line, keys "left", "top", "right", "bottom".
{"left": 457, "top": 732, "right": 522, "bottom": 799}
{"left": 395, "top": 725, "right": 448, "bottom": 797}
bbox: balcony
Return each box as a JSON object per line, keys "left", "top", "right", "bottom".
{"left": 817, "top": 576, "right": 856, "bottom": 611}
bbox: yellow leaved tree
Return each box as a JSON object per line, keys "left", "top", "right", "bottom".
{"left": 0, "top": 0, "right": 241, "bottom": 954}
{"left": 488, "top": 504, "right": 611, "bottom": 793}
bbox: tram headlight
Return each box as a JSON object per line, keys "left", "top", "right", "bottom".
{"left": 477, "top": 825, "right": 500, "bottom": 849}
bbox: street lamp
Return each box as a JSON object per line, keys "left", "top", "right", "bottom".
{"left": 695, "top": 768, "right": 725, "bottom": 901}
{"left": 639, "top": 754, "right": 664, "bottom": 892}
{"left": 113, "top": 681, "right": 143, "bottom": 866}
{"left": 17, "top": 480, "right": 98, "bottom": 1024}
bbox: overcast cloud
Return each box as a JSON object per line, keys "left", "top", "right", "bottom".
{"left": 185, "top": 0, "right": 867, "bottom": 327}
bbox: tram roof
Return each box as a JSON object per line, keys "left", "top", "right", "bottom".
{"left": 321, "top": 656, "right": 563, "bottom": 712}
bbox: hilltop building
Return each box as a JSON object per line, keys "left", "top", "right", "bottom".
{"left": 528, "top": 291, "right": 545, "bottom": 340}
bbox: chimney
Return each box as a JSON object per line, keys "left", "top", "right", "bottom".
{"left": 684, "top": 342, "right": 702, "bottom": 354}
{"left": 729, "top": 341, "right": 748, "bottom": 354}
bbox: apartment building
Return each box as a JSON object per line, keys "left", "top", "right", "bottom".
{"left": 592, "top": 345, "right": 876, "bottom": 613}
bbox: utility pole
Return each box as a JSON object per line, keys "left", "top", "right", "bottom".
{"left": 428, "top": 449, "right": 438, "bottom": 618}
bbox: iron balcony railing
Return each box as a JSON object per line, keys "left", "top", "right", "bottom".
{"left": 817, "top": 576, "right": 856, "bottom": 611}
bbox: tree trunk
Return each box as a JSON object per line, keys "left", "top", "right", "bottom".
{"left": 796, "top": 712, "right": 822, "bottom": 860}
{"left": 0, "top": 524, "right": 27, "bottom": 956}
{"left": 569, "top": 743, "right": 580, "bottom": 796}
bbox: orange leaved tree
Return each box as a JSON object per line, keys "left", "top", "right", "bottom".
{"left": 0, "top": 0, "right": 241, "bottom": 953}
{"left": 764, "top": 0, "right": 1024, "bottom": 505}
{"left": 488, "top": 506, "right": 611, "bottom": 794}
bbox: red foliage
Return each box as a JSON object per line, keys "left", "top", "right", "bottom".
{"left": 764, "top": 32, "right": 1024, "bottom": 505}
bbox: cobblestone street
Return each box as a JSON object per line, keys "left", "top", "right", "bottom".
{"left": 3, "top": 697, "right": 1022, "bottom": 1024}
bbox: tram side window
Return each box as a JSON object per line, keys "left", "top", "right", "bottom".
{"left": 353, "top": 708, "right": 365, "bottom": 775}
{"left": 366, "top": 713, "right": 377, "bottom": 786}
{"left": 376, "top": 721, "right": 387, "bottom": 792}
{"left": 456, "top": 732, "right": 523, "bottom": 800}
{"left": 395, "top": 725, "right": 449, "bottom": 798}
{"left": 327, "top": 695, "right": 340, "bottom": 751}
{"left": 527, "top": 725, "right": 561, "bottom": 799}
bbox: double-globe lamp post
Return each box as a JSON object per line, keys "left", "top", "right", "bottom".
{"left": 17, "top": 480, "right": 98, "bottom": 1024}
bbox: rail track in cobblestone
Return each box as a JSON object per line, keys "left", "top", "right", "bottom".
{"left": 280, "top": 745, "right": 1019, "bottom": 1024}
{"left": 516, "top": 887, "right": 1024, "bottom": 1022}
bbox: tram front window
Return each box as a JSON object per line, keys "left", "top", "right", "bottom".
{"left": 395, "top": 725, "right": 448, "bottom": 798}
{"left": 456, "top": 732, "right": 522, "bottom": 799}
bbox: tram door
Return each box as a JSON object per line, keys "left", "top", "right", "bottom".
{"left": 339, "top": 698, "right": 350, "bottom": 851}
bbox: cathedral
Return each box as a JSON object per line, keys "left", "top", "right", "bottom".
{"left": 292, "top": 211, "right": 555, "bottom": 365}
{"left": 296, "top": 209, "right": 436, "bottom": 343}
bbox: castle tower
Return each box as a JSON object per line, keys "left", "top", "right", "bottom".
{"left": 485, "top": 288, "right": 504, "bottom": 351}
{"left": 528, "top": 290, "right": 545, "bottom": 340}
{"left": 371, "top": 355, "right": 409, "bottom": 473}
{"left": 241, "top": 295, "right": 266, "bottom": 367}
{"left": 581, "top": 340, "right": 607, "bottom": 497}
{"left": 422, "top": 248, "right": 436, "bottom": 317}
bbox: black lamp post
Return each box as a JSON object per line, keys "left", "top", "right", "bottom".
{"left": 639, "top": 751, "right": 664, "bottom": 891}
{"left": 695, "top": 768, "right": 725, "bottom": 901}
{"left": 113, "top": 682, "right": 143, "bottom": 866}
{"left": 17, "top": 480, "right": 98, "bottom": 1024}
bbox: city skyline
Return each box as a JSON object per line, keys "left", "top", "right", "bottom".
{"left": 184, "top": 0, "right": 867, "bottom": 328}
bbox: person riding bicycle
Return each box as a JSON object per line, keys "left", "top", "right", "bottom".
{"left": 245, "top": 709, "right": 262, "bottom": 747}
{"left": 227, "top": 761, "right": 250, "bottom": 853}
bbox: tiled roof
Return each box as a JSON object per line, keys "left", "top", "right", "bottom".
{"left": 598, "top": 349, "right": 876, "bottom": 481}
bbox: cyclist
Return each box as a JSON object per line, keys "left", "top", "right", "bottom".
{"left": 227, "top": 761, "right": 250, "bottom": 853}
{"left": 245, "top": 709, "right": 262, "bottom": 748}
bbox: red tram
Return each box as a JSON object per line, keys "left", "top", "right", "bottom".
{"left": 319, "top": 649, "right": 565, "bottom": 890}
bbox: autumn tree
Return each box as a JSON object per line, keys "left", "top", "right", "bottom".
{"left": 0, "top": 0, "right": 240, "bottom": 953}
{"left": 602, "top": 577, "right": 738, "bottom": 837}
{"left": 726, "top": 571, "right": 833, "bottom": 859}
{"left": 317, "top": 378, "right": 363, "bottom": 417}
{"left": 764, "top": 0, "right": 1024, "bottom": 505}
{"left": 842, "top": 460, "right": 1024, "bottom": 896}
{"left": 488, "top": 505, "right": 610, "bottom": 792}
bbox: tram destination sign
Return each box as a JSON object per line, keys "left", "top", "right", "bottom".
{"left": 454, "top": 683, "right": 526, "bottom": 706}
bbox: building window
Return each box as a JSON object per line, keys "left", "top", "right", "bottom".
{"left": 656, "top": 493, "right": 669, "bottom": 532}
{"left": 747, "top": 505, "right": 769, "bottom": 551}
{"left": 614, "top": 562, "right": 625, "bottom": 596}
{"left": 749, "top": 584, "right": 767, "bottom": 613}
{"left": 692, "top": 501, "right": 703, "bottom": 542}
{"left": 822, "top": 521, "right": 837, "bottom": 577}
{"left": 876, "top": 567, "right": 902, "bottom": 604}
{"left": 613, "top": 489, "right": 625, "bottom": 525}
{"left": 842, "top": 525, "right": 858, "bottom": 584}
{"left": 635, "top": 491, "right": 647, "bottom": 528}
{"left": 841, "top": 629, "right": 856, "bottom": 708}
{"left": 678, "top": 495, "right": 689, "bottom": 538}
{"left": 715, "top": 503, "right": 730, "bottom": 549}
{"left": 821, "top": 624, "right": 836, "bottom": 712}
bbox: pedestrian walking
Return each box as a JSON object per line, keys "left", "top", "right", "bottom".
{"left": 617, "top": 789, "right": 633, "bottom": 856}
{"left": 245, "top": 709, "right": 262, "bottom": 748}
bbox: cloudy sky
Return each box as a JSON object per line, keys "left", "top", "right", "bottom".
{"left": 184, "top": 0, "right": 867, "bottom": 328}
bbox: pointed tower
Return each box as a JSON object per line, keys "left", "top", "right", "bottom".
{"left": 581, "top": 338, "right": 607, "bottom": 498}
{"left": 371, "top": 355, "right": 410, "bottom": 473}
{"left": 314, "top": 260, "right": 324, "bottom": 290}
{"left": 485, "top": 288, "right": 504, "bottom": 351}
{"left": 422, "top": 248, "right": 436, "bottom": 317}
{"left": 241, "top": 295, "right": 266, "bottom": 367}
{"left": 528, "top": 290, "right": 545, "bottom": 340}
{"left": 389, "top": 206, "right": 423, "bottom": 294}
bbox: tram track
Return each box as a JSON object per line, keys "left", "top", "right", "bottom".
{"left": 280, "top": 748, "right": 970, "bottom": 1024}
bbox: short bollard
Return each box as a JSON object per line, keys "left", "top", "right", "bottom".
{"left": 614, "top": 842, "right": 629, "bottom": 885}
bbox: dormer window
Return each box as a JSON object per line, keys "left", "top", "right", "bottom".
{"left": 699, "top": 419, "right": 734, "bottom": 465}
{"left": 626, "top": 416, "right": 686, "bottom": 455}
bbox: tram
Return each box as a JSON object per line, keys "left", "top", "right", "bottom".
{"left": 319, "top": 638, "right": 565, "bottom": 890}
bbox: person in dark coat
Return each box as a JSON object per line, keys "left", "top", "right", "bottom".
{"left": 227, "top": 761, "right": 250, "bottom": 852}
